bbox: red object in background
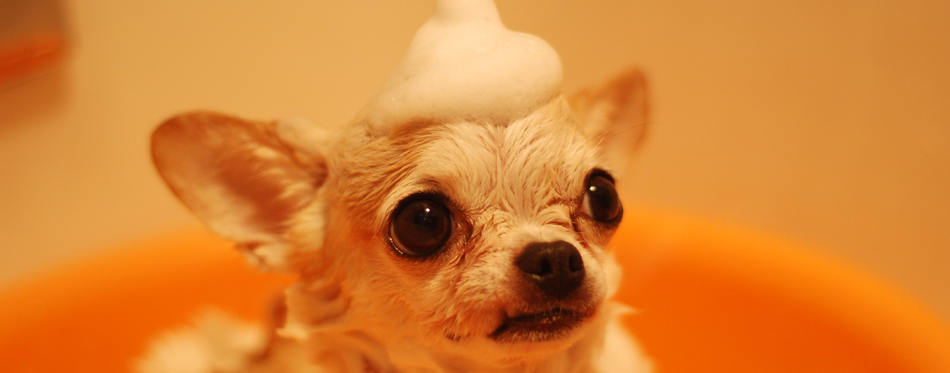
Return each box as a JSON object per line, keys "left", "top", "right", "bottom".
{"left": 0, "top": 0, "right": 69, "bottom": 87}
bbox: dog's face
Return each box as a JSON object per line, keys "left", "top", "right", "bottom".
{"left": 151, "top": 69, "right": 646, "bottom": 369}
{"left": 327, "top": 97, "right": 620, "bottom": 348}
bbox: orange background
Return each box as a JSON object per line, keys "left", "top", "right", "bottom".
{"left": 2, "top": 213, "right": 949, "bottom": 372}
{"left": 1, "top": 0, "right": 948, "bottom": 324}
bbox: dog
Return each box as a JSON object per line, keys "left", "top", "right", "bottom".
{"left": 141, "top": 1, "right": 652, "bottom": 372}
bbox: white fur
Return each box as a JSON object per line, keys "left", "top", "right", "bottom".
{"left": 145, "top": 86, "right": 651, "bottom": 372}
{"left": 137, "top": 311, "right": 268, "bottom": 373}
{"left": 144, "top": 0, "right": 651, "bottom": 371}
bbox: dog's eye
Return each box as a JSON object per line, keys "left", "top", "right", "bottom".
{"left": 583, "top": 173, "right": 622, "bottom": 223}
{"left": 390, "top": 197, "right": 452, "bottom": 257}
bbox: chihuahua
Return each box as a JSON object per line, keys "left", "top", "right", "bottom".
{"left": 141, "top": 68, "right": 651, "bottom": 373}
{"left": 141, "top": 1, "right": 651, "bottom": 372}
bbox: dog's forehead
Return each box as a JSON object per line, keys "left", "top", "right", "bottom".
{"left": 393, "top": 102, "right": 599, "bottom": 216}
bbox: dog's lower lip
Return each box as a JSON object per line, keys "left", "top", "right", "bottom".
{"left": 490, "top": 308, "right": 587, "bottom": 342}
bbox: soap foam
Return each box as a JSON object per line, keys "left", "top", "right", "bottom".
{"left": 358, "top": 0, "right": 563, "bottom": 132}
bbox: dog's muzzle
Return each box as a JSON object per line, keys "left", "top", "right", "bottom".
{"left": 489, "top": 241, "right": 595, "bottom": 343}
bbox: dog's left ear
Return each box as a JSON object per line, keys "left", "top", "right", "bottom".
{"left": 151, "top": 111, "right": 329, "bottom": 271}
{"left": 569, "top": 68, "right": 649, "bottom": 179}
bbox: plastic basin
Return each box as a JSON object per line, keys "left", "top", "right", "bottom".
{"left": 1, "top": 209, "right": 948, "bottom": 372}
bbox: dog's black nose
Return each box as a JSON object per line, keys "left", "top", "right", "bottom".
{"left": 516, "top": 241, "right": 585, "bottom": 299}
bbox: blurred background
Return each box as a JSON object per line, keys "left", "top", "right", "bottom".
{"left": 1, "top": 0, "right": 947, "bottom": 323}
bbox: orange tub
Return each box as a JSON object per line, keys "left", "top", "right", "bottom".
{"left": 2, "top": 209, "right": 949, "bottom": 372}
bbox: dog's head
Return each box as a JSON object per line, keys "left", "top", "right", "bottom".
{"left": 151, "top": 69, "right": 647, "bottom": 369}
{"left": 152, "top": 1, "right": 647, "bottom": 370}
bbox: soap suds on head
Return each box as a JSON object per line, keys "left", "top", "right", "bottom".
{"left": 358, "top": 0, "right": 563, "bottom": 133}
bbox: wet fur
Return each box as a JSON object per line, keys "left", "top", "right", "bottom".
{"left": 142, "top": 69, "right": 651, "bottom": 373}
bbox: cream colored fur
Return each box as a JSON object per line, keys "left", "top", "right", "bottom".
{"left": 143, "top": 69, "right": 651, "bottom": 372}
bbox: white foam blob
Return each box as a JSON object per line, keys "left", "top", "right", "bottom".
{"left": 358, "top": 0, "right": 563, "bottom": 132}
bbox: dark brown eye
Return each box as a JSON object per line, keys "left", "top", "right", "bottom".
{"left": 583, "top": 173, "right": 622, "bottom": 223}
{"left": 390, "top": 196, "right": 452, "bottom": 257}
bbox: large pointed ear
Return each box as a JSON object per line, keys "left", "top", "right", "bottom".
{"left": 151, "top": 111, "right": 329, "bottom": 271}
{"left": 569, "top": 68, "right": 649, "bottom": 179}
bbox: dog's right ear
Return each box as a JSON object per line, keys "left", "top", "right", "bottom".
{"left": 569, "top": 68, "right": 649, "bottom": 180}
{"left": 151, "top": 111, "right": 328, "bottom": 271}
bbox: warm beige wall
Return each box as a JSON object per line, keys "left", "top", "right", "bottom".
{"left": 1, "top": 1, "right": 947, "bottom": 321}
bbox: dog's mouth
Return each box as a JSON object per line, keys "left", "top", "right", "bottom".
{"left": 489, "top": 307, "right": 593, "bottom": 343}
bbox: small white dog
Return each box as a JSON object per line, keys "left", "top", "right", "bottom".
{"left": 142, "top": 1, "right": 652, "bottom": 372}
